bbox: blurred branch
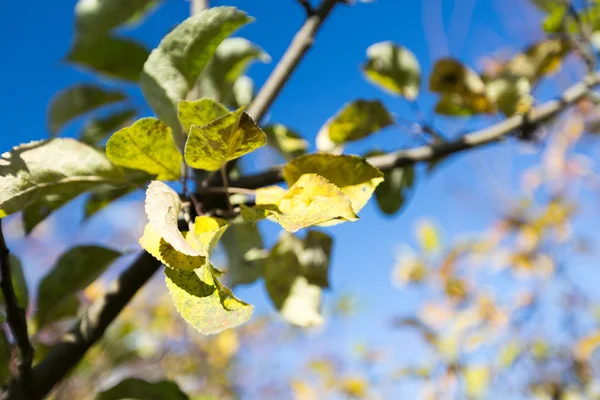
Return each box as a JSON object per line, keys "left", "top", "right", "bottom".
{"left": 246, "top": 0, "right": 340, "bottom": 122}
{"left": 0, "top": 221, "right": 34, "bottom": 398}
{"left": 565, "top": 1, "right": 596, "bottom": 71}
{"left": 232, "top": 71, "right": 600, "bottom": 189}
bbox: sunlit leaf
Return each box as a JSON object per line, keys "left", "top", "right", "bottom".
{"left": 363, "top": 41, "right": 420, "bottom": 99}
{"left": 434, "top": 93, "right": 495, "bottom": 116}
{"left": 464, "top": 365, "right": 490, "bottom": 398}
{"left": 140, "top": 7, "right": 251, "bottom": 138}
{"left": 143, "top": 181, "right": 202, "bottom": 256}
{"left": 265, "top": 231, "right": 332, "bottom": 327}
{"left": 97, "top": 377, "right": 189, "bottom": 400}
{"left": 188, "top": 215, "right": 229, "bottom": 257}
{"left": 165, "top": 265, "right": 253, "bottom": 335}
{"left": 416, "top": 219, "right": 441, "bottom": 254}
{"left": 317, "top": 100, "right": 393, "bottom": 151}
{"left": 80, "top": 109, "right": 137, "bottom": 145}
{"left": 48, "top": 85, "right": 126, "bottom": 136}
{"left": 283, "top": 154, "right": 384, "bottom": 213}
{"left": 106, "top": 118, "right": 182, "bottom": 180}
{"left": 340, "top": 377, "right": 369, "bottom": 398}
{"left": 0, "top": 139, "right": 125, "bottom": 218}
{"left": 506, "top": 39, "right": 570, "bottom": 84}
{"left": 221, "top": 219, "right": 266, "bottom": 287}
{"left": 139, "top": 224, "right": 206, "bottom": 271}
{"left": 65, "top": 35, "right": 149, "bottom": 82}
{"left": 231, "top": 75, "right": 255, "bottom": 107}
{"left": 574, "top": 332, "right": 600, "bottom": 361}
{"left": 36, "top": 246, "right": 120, "bottom": 329}
{"left": 264, "top": 124, "right": 308, "bottom": 160}
{"left": 486, "top": 76, "right": 532, "bottom": 117}
{"left": 184, "top": 107, "right": 266, "bottom": 171}
{"left": 75, "top": 0, "right": 160, "bottom": 35}
{"left": 498, "top": 340, "right": 522, "bottom": 368}
{"left": 252, "top": 174, "right": 359, "bottom": 232}
{"left": 198, "top": 37, "right": 270, "bottom": 107}
{"left": 177, "top": 98, "right": 229, "bottom": 136}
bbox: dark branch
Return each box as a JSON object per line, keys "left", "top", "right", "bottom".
{"left": 246, "top": 0, "right": 340, "bottom": 122}
{"left": 232, "top": 71, "right": 600, "bottom": 189}
{"left": 0, "top": 221, "right": 33, "bottom": 398}
{"left": 297, "top": 0, "right": 315, "bottom": 16}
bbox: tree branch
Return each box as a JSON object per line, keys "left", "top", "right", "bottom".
{"left": 0, "top": 221, "right": 34, "bottom": 398}
{"left": 232, "top": 71, "right": 600, "bottom": 189}
{"left": 246, "top": 0, "right": 340, "bottom": 122}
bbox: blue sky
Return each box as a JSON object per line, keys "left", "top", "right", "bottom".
{"left": 2, "top": 0, "right": 600, "bottom": 397}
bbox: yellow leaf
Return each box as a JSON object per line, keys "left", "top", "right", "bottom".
{"left": 184, "top": 106, "right": 266, "bottom": 171}
{"left": 187, "top": 215, "right": 229, "bottom": 257}
{"left": 139, "top": 224, "right": 206, "bottom": 270}
{"left": 464, "top": 365, "right": 490, "bottom": 398}
{"left": 416, "top": 219, "right": 441, "bottom": 254}
{"left": 340, "top": 377, "right": 368, "bottom": 398}
{"left": 177, "top": 98, "right": 229, "bottom": 135}
{"left": 574, "top": 332, "right": 600, "bottom": 361}
{"left": 283, "top": 154, "right": 383, "bottom": 214}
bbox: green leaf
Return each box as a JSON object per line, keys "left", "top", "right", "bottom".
{"left": 0, "top": 256, "right": 28, "bottom": 311}
{"left": 486, "top": 76, "right": 532, "bottom": 117}
{"left": 66, "top": 35, "right": 149, "bottom": 82}
{"left": 0, "top": 138, "right": 125, "bottom": 218}
{"left": 37, "top": 295, "right": 81, "bottom": 330}
{"left": 144, "top": 181, "right": 199, "bottom": 254}
{"left": 75, "top": 0, "right": 159, "bottom": 35}
{"left": 106, "top": 118, "right": 182, "bottom": 180}
{"left": 177, "top": 98, "right": 229, "bottom": 136}
{"left": 184, "top": 107, "right": 266, "bottom": 171}
{"left": 221, "top": 219, "right": 266, "bottom": 287}
{"left": 231, "top": 75, "right": 255, "bottom": 107}
{"left": 97, "top": 378, "right": 189, "bottom": 400}
{"left": 265, "top": 231, "right": 332, "bottom": 327}
{"left": 48, "top": 85, "right": 126, "bottom": 136}
{"left": 198, "top": 37, "right": 270, "bottom": 107}
{"left": 506, "top": 38, "right": 570, "bottom": 84}
{"left": 317, "top": 100, "right": 393, "bottom": 151}
{"left": 253, "top": 174, "right": 359, "bottom": 232}
{"left": 84, "top": 184, "right": 134, "bottom": 219}
{"left": 264, "top": 124, "right": 308, "bottom": 161}
{"left": 140, "top": 7, "right": 251, "bottom": 140}
{"left": 36, "top": 246, "right": 120, "bottom": 329}
{"left": 542, "top": 4, "right": 567, "bottom": 32}
{"left": 363, "top": 41, "right": 420, "bottom": 99}
{"left": 139, "top": 224, "right": 206, "bottom": 271}
{"left": 80, "top": 109, "right": 137, "bottom": 145}
{"left": 165, "top": 265, "right": 253, "bottom": 335}
{"left": 0, "top": 328, "right": 11, "bottom": 386}
{"left": 375, "top": 165, "right": 415, "bottom": 215}
{"left": 283, "top": 154, "right": 384, "bottom": 214}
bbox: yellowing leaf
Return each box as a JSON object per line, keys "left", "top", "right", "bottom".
{"left": 255, "top": 185, "right": 287, "bottom": 205}
{"left": 177, "top": 98, "right": 229, "bottom": 136}
{"left": 283, "top": 154, "right": 384, "bottom": 214}
{"left": 144, "top": 181, "right": 201, "bottom": 256}
{"left": 139, "top": 224, "right": 206, "bottom": 271}
{"left": 0, "top": 138, "right": 125, "bottom": 218}
{"left": 106, "top": 118, "right": 182, "bottom": 180}
{"left": 264, "top": 124, "right": 308, "bottom": 160}
{"left": 574, "top": 332, "right": 600, "bottom": 361}
{"left": 340, "top": 377, "right": 368, "bottom": 398}
{"left": 430, "top": 58, "right": 486, "bottom": 95}
{"left": 506, "top": 39, "right": 570, "bottom": 84}
{"left": 165, "top": 265, "right": 253, "bottom": 335}
{"left": 486, "top": 76, "right": 533, "bottom": 117}
{"left": 256, "top": 174, "right": 359, "bottom": 233}
{"left": 188, "top": 215, "right": 229, "bottom": 256}
{"left": 416, "top": 219, "right": 441, "bottom": 254}
{"left": 363, "top": 41, "right": 421, "bottom": 99}
{"left": 184, "top": 107, "right": 266, "bottom": 171}
{"left": 464, "top": 365, "right": 490, "bottom": 398}
{"left": 317, "top": 100, "right": 393, "bottom": 150}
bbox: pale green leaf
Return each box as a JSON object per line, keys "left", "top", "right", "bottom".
{"left": 198, "top": 37, "right": 270, "bottom": 106}
{"left": 264, "top": 124, "right": 308, "bottom": 160}
{"left": 253, "top": 174, "right": 359, "bottom": 232}
{"left": 139, "top": 224, "right": 206, "bottom": 271}
{"left": 265, "top": 231, "right": 332, "bottom": 327}
{"left": 48, "top": 85, "right": 126, "bottom": 136}
{"left": 66, "top": 35, "right": 149, "bottom": 82}
{"left": 80, "top": 109, "right": 137, "bottom": 145}
{"left": 283, "top": 154, "right": 384, "bottom": 214}
{"left": 36, "top": 246, "right": 120, "bottom": 328}
{"left": 231, "top": 75, "right": 255, "bottom": 107}
{"left": 0, "top": 138, "right": 125, "bottom": 218}
{"left": 97, "top": 378, "right": 189, "bottom": 400}
{"left": 221, "top": 219, "right": 266, "bottom": 287}
{"left": 184, "top": 107, "right": 266, "bottom": 171}
{"left": 317, "top": 100, "right": 393, "bottom": 150}
{"left": 363, "top": 41, "right": 420, "bottom": 99}
{"left": 106, "top": 118, "right": 182, "bottom": 180}
{"left": 165, "top": 265, "right": 253, "bottom": 335}
{"left": 143, "top": 181, "right": 202, "bottom": 256}
{"left": 177, "top": 98, "right": 229, "bottom": 136}
{"left": 140, "top": 7, "right": 251, "bottom": 139}
{"left": 75, "top": 0, "right": 160, "bottom": 35}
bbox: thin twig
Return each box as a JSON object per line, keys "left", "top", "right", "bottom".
{"left": 297, "top": 0, "right": 315, "bottom": 16}
{"left": 246, "top": 0, "right": 340, "bottom": 122}
{"left": 231, "top": 71, "right": 600, "bottom": 189}
{"left": 220, "top": 165, "right": 233, "bottom": 213}
{"left": 565, "top": 1, "right": 596, "bottom": 71}
{"left": 198, "top": 186, "right": 257, "bottom": 196}
{"left": 0, "top": 221, "right": 34, "bottom": 398}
